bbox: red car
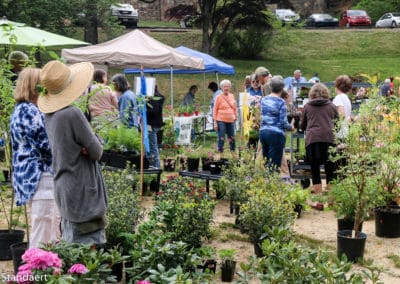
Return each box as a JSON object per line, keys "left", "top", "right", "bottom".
{"left": 340, "top": 10, "right": 371, "bottom": 27}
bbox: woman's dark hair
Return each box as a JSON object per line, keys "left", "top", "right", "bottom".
{"left": 189, "top": 85, "right": 198, "bottom": 92}
{"left": 93, "top": 69, "right": 106, "bottom": 84}
{"left": 111, "top": 74, "right": 129, "bottom": 93}
{"left": 208, "top": 81, "right": 218, "bottom": 92}
{"left": 334, "top": 75, "right": 352, "bottom": 93}
{"left": 280, "top": 89, "right": 289, "bottom": 99}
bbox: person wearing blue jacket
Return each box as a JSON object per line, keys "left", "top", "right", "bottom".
{"left": 112, "top": 74, "right": 138, "bottom": 128}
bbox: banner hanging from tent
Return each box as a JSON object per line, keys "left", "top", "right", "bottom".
{"left": 174, "top": 117, "right": 193, "bottom": 145}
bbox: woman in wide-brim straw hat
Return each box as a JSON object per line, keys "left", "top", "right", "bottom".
{"left": 38, "top": 60, "right": 107, "bottom": 245}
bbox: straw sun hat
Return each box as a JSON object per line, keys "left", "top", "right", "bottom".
{"left": 38, "top": 60, "right": 94, "bottom": 114}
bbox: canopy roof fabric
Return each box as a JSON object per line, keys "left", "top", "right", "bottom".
{"left": 0, "top": 19, "right": 88, "bottom": 47}
{"left": 62, "top": 30, "right": 204, "bottom": 69}
{"left": 124, "top": 45, "right": 235, "bottom": 75}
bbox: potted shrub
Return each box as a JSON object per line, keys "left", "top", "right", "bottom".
{"left": 239, "top": 173, "right": 296, "bottom": 257}
{"left": 374, "top": 146, "right": 400, "bottom": 237}
{"left": 186, "top": 147, "right": 200, "bottom": 172}
{"left": 286, "top": 185, "right": 310, "bottom": 218}
{"left": 219, "top": 249, "right": 236, "bottom": 282}
{"left": 102, "top": 167, "right": 144, "bottom": 249}
{"left": 195, "top": 246, "right": 217, "bottom": 274}
{"left": 332, "top": 99, "right": 383, "bottom": 262}
{"left": 99, "top": 123, "right": 148, "bottom": 169}
{"left": 0, "top": 185, "right": 26, "bottom": 260}
{"left": 199, "top": 149, "right": 213, "bottom": 171}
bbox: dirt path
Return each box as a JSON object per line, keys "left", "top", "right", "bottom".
{"left": 1, "top": 197, "right": 399, "bottom": 283}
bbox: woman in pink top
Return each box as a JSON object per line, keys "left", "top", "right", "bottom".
{"left": 213, "top": 79, "right": 237, "bottom": 154}
{"left": 88, "top": 69, "right": 118, "bottom": 119}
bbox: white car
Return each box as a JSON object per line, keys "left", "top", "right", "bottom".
{"left": 275, "top": 9, "right": 301, "bottom": 25}
{"left": 110, "top": 3, "right": 139, "bottom": 27}
{"left": 375, "top": 13, "right": 400, "bottom": 28}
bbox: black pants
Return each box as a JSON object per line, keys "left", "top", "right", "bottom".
{"left": 306, "top": 142, "right": 336, "bottom": 185}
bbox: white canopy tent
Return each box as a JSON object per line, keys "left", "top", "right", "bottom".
{"left": 62, "top": 29, "right": 204, "bottom": 109}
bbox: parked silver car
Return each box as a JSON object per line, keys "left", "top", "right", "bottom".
{"left": 110, "top": 3, "right": 139, "bottom": 28}
{"left": 275, "top": 9, "right": 301, "bottom": 26}
{"left": 375, "top": 13, "right": 400, "bottom": 28}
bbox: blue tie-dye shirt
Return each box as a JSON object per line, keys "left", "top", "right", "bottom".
{"left": 260, "top": 95, "right": 292, "bottom": 135}
{"left": 10, "top": 102, "right": 52, "bottom": 206}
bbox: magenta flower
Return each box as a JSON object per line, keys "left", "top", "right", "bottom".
{"left": 21, "top": 248, "right": 62, "bottom": 270}
{"left": 137, "top": 281, "right": 151, "bottom": 284}
{"left": 16, "top": 268, "right": 33, "bottom": 284}
{"left": 68, "top": 263, "right": 89, "bottom": 275}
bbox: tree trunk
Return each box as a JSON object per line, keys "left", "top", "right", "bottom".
{"left": 84, "top": 0, "right": 98, "bottom": 44}
{"left": 200, "top": 0, "right": 212, "bottom": 53}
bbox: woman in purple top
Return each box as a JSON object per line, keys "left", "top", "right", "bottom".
{"left": 259, "top": 76, "right": 294, "bottom": 171}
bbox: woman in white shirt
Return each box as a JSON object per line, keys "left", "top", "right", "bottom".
{"left": 333, "top": 75, "right": 352, "bottom": 140}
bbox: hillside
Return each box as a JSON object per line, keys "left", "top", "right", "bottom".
{"left": 147, "top": 28, "right": 400, "bottom": 104}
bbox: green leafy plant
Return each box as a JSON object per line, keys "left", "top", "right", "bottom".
{"left": 0, "top": 185, "right": 26, "bottom": 232}
{"left": 239, "top": 173, "right": 296, "bottom": 244}
{"left": 286, "top": 186, "right": 310, "bottom": 209}
{"left": 39, "top": 240, "right": 127, "bottom": 283}
{"left": 102, "top": 165, "right": 144, "bottom": 249}
{"left": 102, "top": 124, "right": 141, "bottom": 152}
{"left": 331, "top": 97, "right": 393, "bottom": 233}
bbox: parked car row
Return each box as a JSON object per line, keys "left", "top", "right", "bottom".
{"left": 276, "top": 9, "right": 400, "bottom": 29}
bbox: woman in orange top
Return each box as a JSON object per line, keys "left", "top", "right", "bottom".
{"left": 213, "top": 79, "right": 237, "bottom": 154}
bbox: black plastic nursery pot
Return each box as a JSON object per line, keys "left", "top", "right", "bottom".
{"left": 111, "top": 262, "right": 124, "bottom": 282}
{"left": 253, "top": 242, "right": 264, "bottom": 258}
{"left": 337, "top": 218, "right": 363, "bottom": 232}
{"left": 374, "top": 205, "right": 400, "bottom": 238}
{"left": 163, "top": 158, "right": 176, "bottom": 172}
{"left": 11, "top": 242, "right": 28, "bottom": 274}
{"left": 337, "top": 230, "right": 367, "bottom": 262}
{"left": 201, "top": 157, "right": 212, "bottom": 171}
{"left": 101, "top": 150, "right": 149, "bottom": 169}
{"left": 221, "top": 260, "right": 236, "bottom": 282}
{"left": 294, "top": 205, "right": 303, "bottom": 218}
{"left": 209, "top": 159, "right": 228, "bottom": 175}
{"left": 187, "top": 157, "right": 200, "bottom": 172}
{"left": 202, "top": 259, "right": 217, "bottom": 274}
{"left": 0, "top": 230, "right": 25, "bottom": 260}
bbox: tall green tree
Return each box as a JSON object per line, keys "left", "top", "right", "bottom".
{"left": 197, "top": 0, "right": 272, "bottom": 54}
{"left": 355, "top": 0, "right": 398, "bottom": 23}
{"left": 0, "top": 0, "right": 124, "bottom": 44}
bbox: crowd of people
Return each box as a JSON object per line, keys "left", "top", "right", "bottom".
{"left": 6, "top": 50, "right": 393, "bottom": 248}
{"left": 209, "top": 66, "right": 357, "bottom": 210}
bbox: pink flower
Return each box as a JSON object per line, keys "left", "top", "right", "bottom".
{"left": 375, "top": 141, "right": 384, "bottom": 148}
{"left": 137, "top": 281, "right": 151, "bottom": 284}
{"left": 68, "top": 263, "right": 89, "bottom": 275}
{"left": 21, "top": 248, "right": 62, "bottom": 270}
{"left": 16, "top": 268, "right": 33, "bottom": 284}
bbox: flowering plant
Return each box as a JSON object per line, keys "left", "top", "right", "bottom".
{"left": 12, "top": 241, "right": 127, "bottom": 284}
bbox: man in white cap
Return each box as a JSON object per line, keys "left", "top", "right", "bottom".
{"left": 38, "top": 60, "right": 107, "bottom": 245}
{"left": 288, "top": 69, "right": 307, "bottom": 103}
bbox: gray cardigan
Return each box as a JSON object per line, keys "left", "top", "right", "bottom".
{"left": 45, "top": 106, "right": 107, "bottom": 224}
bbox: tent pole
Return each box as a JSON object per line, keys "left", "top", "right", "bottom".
{"left": 170, "top": 66, "right": 173, "bottom": 112}
{"left": 140, "top": 65, "right": 144, "bottom": 198}
{"left": 216, "top": 73, "right": 220, "bottom": 85}
{"left": 203, "top": 72, "right": 206, "bottom": 145}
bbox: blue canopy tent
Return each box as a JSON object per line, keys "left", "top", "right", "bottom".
{"left": 124, "top": 46, "right": 235, "bottom": 144}
{"left": 124, "top": 45, "right": 235, "bottom": 75}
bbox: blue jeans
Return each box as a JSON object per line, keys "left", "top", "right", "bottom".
{"left": 148, "top": 127, "right": 160, "bottom": 168}
{"left": 217, "top": 121, "right": 235, "bottom": 152}
{"left": 259, "top": 129, "right": 285, "bottom": 172}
